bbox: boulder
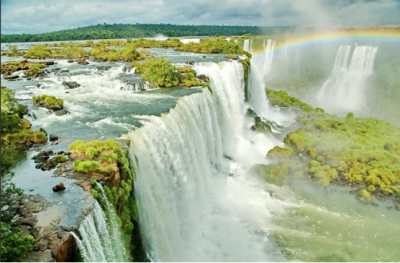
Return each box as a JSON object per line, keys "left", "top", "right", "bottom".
{"left": 67, "top": 60, "right": 74, "bottom": 63}
{"left": 77, "top": 59, "right": 89, "bottom": 65}
{"left": 49, "top": 134, "right": 58, "bottom": 141}
{"left": 97, "top": 66, "right": 111, "bottom": 71}
{"left": 197, "top": 74, "right": 209, "bottom": 83}
{"left": 33, "top": 150, "right": 54, "bottom": 164}
{"left": 52, "top": 183, "right": 65, "bottom": 192}
{"left": 62, "top": 81, "right": 81, "bottom": 89}
{"left": 55, "top": 109, "right": 69, "bottom": 116}
{"left": 42, "top": 158, "right": 59, "bottom": 171}
{"left": 4, "top": 74, "right": 19, "bottom": 79}
{"left": 50, "top": 233, "right": 77, "bottom": 262}
{"left": 27, "top": 250, "right": 55, "bottom": 262}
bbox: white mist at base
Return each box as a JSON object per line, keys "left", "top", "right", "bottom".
{"left": 316, "top": 45, "right": 378, "bottom": 113}
{"left": 71, "top": 184, "right": 129, "bottom": 262}
{"left": 128, "top": 61, "right": 286, "bottom": 261}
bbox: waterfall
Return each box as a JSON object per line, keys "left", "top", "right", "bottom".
{"left": 128, "top": 61, "right": 285, "bottom": 261}
{"left": 316, "top": 45, "right": 378, "bottom": 113}
{"left": 262, "top": 39, "right": 276, "bottom": 78}
{"left": 71, "top": 184, "right": 129, "bottom": 262}
{"left": 243, "top": 39, "right": 250, "bottom": 53}
{"left": 248, "top": 54, "right": 295, "bottom": 130}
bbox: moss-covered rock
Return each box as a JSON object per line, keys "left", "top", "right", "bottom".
{"left": 251, "top": 163, "right": 290, "bottom": 186}
{"left": 32, "top": 95, "right": 63, "bottom": 111}
{"left": 267, "top": 146, "right": 296, "bottom": 158}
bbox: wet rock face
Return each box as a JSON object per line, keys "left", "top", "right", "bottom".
{"left": 15, "top": 192, "right": 93, "bottom": 262}
{"left": 55, "top": 109, "right": 70, "bottom": 116}
{"left": 4, "top": 74, "right": 19, "bottom": 79}
{"left": 62, "top": 81, "right": 81, "bottom": 89}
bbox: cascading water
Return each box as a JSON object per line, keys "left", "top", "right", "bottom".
{"left": 71, "top": 184, "right": 129, "bottom": 262}
{"left": 128, "top": 61, "right": 286, "bottom": 261}
{"left": 262, "top": 39, "right": 276, "bottom": 78}
{"left": 243, "top": 39, "right": 250, "bottom": 53}
{"left": 316, "top": 45, "right": 378, "bottom": 113}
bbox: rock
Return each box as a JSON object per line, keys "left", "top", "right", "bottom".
{"left": 197, "top": 74, "right": 209, "bottom": 82}
{"left": 57, "top": 151, "right": 64, "bottom": 155}
{"left": 54, "top": 109, "right": 69, "bottom": 116}
{"left": 35, "top": 163, "right": 43, "bottom": 169}
{"left": 60, "top": 69, "right": 69, "bottom": 73}
{"left": 42, "top": 158, "right": 59, "bottom": 171}
{"left": 67, "top": 60, "right": 74, "bottom": 63}
{"left": 122, "top": 67, "right": 128, "bottom": 72}
{"left": 27, "top": 78, "right": 32, "bottom": 80}
{"left": 27, "top": 250, "right": 55, "bottom": 262}
{"left": 52, "top": 183, "right": 65, "bottom": 192}
{"left": 62, "top": 81, "right": 81, "bottom": 89}
{"left": 51, "top": 233, "right": 77, "bottom": 262}
{"left": 49, "top": 134, "right": 58, "bottom": 141}
{"left": 4, "top": 74, "right": 19, "bottom": 79}
{"left": 77, "top": 180, "right": 92, "bottom": 191}
{"left": 77, "top": 59, "right": 89, "bottom": 65}
{"left": 187, "top": 61, "right": 195, "bottom": 65}
{"left": 202, "top": 56, "right": 207, "bottom": 58}
{"left": 39, "top": 128, "right": 48, "bottom": 137}
{"left": 97, "top": 66, "right": 111, "bottom": 71}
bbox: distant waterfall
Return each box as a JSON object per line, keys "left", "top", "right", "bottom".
{"left": 243, "top": 39, "right": 250, "bottom": 52}
{"left": 128, "top": 61, "right": 285, "bottom": 261}
{"left": 71, "top": 184, "right": 129, "bottom": 262}
{"left": 316, "top": 45, "right": 378, "bottom": 113}
{"left": 262, "top": 39, "right": 276, "bottom": 78}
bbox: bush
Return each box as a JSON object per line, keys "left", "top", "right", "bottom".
{"left": 100, "top": 152, "right": 118, "bottom": 163}
{"left": 104, "top": 139, "right": 121, "bottom": 150}
{"left": 136, "top": 57, "right": 181, "bottom": 88}
{"left": 73, "top": 160, "right": 101, "bottom": 173}
{"left": 1, "top": 223, "right": 36, "bottom": 262}
{"left": 54, "top": 154, "right": 67, "bottom": 163}
{"left": 68, "top": 140, "right": 85, "bottom": 151}
{"left": 85, "top": 147, "right": 99, "bottom": 158}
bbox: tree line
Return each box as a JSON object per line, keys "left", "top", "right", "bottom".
{"left": 1, "top": 23, "right": 296, "bottom": 43}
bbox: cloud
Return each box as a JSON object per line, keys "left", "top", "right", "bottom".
{"left": 1, "top": 0, "right": 399, "bottom": 34}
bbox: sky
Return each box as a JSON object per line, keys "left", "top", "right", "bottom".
{"left": 1, "top": 0, "right": 400, "bottom": 34}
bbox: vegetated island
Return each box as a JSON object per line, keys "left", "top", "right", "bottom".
{"left": 252, "top": 89, "right": 400, "bottom": 207}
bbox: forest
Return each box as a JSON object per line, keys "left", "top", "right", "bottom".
{"left": 0, "top": 23, "right": 296, "bottom": 43}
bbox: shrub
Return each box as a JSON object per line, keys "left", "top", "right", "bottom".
{"left": 54, "top": 154, "right": 67, "bottom": 163}
{"left": 137, "top": 57, "right": 181, "bottom": 88}
{"left": 68, "top": 140, "right": 85, "bottom": 151}
{"left": 0, "top": 223, "right": 36, "bottom": 262}
{"left": 85, "top": 147, "right": 99, "bottom": 158}
{"left": 104, "top": 139, "right": 121, "bottom": 150}
{"left": 100, "top": 152, "right": 118, "bottom": 163}
{"left": 73, "top": 160, "right": 101, "bottom": 173}
{"left": 98, "top": 165, "right": 115, "bottom": 175}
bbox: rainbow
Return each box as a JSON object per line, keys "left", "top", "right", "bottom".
{"left": 250, "top": 28, "right": 400, "bottom": 56}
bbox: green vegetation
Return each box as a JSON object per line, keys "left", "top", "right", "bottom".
{"left": 73, "top": 160, "right": 102, "bottom": 173}
{"left": 32, "top": 95, "right": 64, "bottom": 111}
{"left": 176, "top": 36, "right": 242, "bottom": 54}
{"left": 70, "top": 139, "right": 141, "bottom": 257}
{"left": 136, "top": 57, "right": 181, "bottom": 88}
{"left": 1, "top": 179, "right": 35, "bottom": 262}
{"left": 261, "top": 88, "right": 400, "bottom": 203}
{"left": 1, "top": 87, "right": 47, "bottom": 152}
{"left": 1, "top": 223, "right": 36, "bottom": 262}
{"left": 54, "top": 154, "right": 67, "bottom": 163}
{"left": 1, "top": 23, "right": 296, "bottom": 43}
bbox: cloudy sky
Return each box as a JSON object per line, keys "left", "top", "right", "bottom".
{"left": 1, "top": 0, "right": 400, "bottom": 34}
